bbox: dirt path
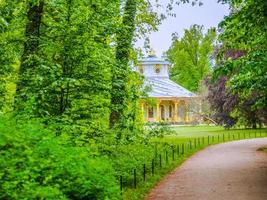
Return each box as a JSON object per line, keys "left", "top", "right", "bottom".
{"left": 146, "top": 138, "right": 267, "bottom": 200}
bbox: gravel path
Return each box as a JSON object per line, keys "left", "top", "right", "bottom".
{"left": 146, "top": 138, "right": 267, "bottom": 200}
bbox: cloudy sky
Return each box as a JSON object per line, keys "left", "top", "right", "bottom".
{"left": 135, "top": 0, "right": 230, "bottom": 56}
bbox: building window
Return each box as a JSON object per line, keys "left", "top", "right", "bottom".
{"left": 160, "top": 105, "right": 165, "bottom": 120}
{"left": 178, "top": 100, "right": 186, "bottom": 120}
{"left": 169, "top": 105, "right": 172, "bottom": 118}
{"left": 148, "top": 106, "right": 154, "bottom": 118}
{"left": 155, "top": 64, "right": 161, "bottom": 74}
{"left": 139, "top": 65, "right": 144, "bottom": 74}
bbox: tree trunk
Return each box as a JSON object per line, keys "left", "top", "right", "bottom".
{"left": 20, "top": 1, "right": 44, "bottom": 73}
{"left": 16, "top": 1, "right": 44, "bottom": 107}
{"left": 252, "top": 122, "right": 257, "bottom": 129}
{"left": 109, "top": 0, "right": 137, "bottom": 128}
{"left": 59, "top": 0, "right": 72, "bottom": 114}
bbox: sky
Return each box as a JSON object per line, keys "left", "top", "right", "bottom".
{"left": 135, "top": 0, "right": 230, "bottom": 56}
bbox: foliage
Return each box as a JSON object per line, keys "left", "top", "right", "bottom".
{"left": 209, "top": 0, "right": 267, "bottom": 128}
{"left": 167, "top": 24, "right": 216, "bottom": 92}
{"left": 0, "top": 0, "right": 24, "bottom": 112}
{"left": 0, "top": 117, "right": 120, "bottom": 200}
{"left": 0, "top": 0, "right": 238, "bottom": 199}
{"left": 1, "top": 0, "right": 121, "bottom": 139}
{"left": 145, "top": 122, "right": 175, "bottom": 139}
{"left": 108, "top": 143, "right": 155, "bottom": 185}
{"left": 110, "top": 0, "right": 138, "bottom": 131}
{"left": 205, "top": 76, "right": 238, "bottom": 128}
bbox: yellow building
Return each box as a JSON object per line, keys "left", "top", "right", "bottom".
{"left": 137, "top": 54, "right": 199, "bottom": 124}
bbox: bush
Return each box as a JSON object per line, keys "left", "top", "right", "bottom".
{"left": 0, "top": 117, "right": 120, "bottom": 200}
{"left": 108, "top": 144, "right": 155, "bottom": 185}
{"left": 145, "top": 122, "right": 174, "bottom": 139}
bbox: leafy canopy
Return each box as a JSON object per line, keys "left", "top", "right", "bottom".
{"left": 167, "top": 25, "right": 216, "bottom": 92}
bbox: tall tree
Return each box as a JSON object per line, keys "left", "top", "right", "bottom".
{"left": 211, "top": 0, "right": 267, "bottom": 127}
{"left": 109, "top": 0, "right": 138, "bottom": 128}
{"left": 167, "top": 25, "right": 216, "bottom": 92}
{"left": 4, "top": 0, "right": 120, "bottom": 138}
{"left": 0, "top": 1, "right": 25, "bottom": 112}
{"left": 15, "top": 0, "right": 44, "bottom": 113}
{"left": 205, "top": 76, "right": 239, "bottom": 128}
{"left": 32, "top": 0, "right": 120, "bottom": 138}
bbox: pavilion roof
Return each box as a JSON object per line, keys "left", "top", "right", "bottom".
{"left": 144, "top": 77, "right": 196, "bottom": 98}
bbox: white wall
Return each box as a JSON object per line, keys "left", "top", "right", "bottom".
{"left": 143, "top": 64, "right": 169, "bottom": 78}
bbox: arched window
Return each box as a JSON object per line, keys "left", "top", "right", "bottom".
{"left": 154, "top": 64, "right": 161, "bottom": 74}
{"left": 148, "top": 106, "right": 154, "bottom": 118}
{"left": 169, "top": 105, "right": 172, "bottom": 118}
{"left": 178, "top": 100, "right": 186, "bottom": 120}
{"left": 160, "top": 105, "right": 165, "bottom": 120}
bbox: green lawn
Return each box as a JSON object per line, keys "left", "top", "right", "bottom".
{"left": 153, "top": 125, "right": 267, "bottom": 144}
{"left": 123, "top": 126, "right": 267, "bottom": 200}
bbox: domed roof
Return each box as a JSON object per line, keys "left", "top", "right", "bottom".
{"left": 139, "top": 54, "right": 171, "bottom": 65}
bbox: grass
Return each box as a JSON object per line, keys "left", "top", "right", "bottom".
{"left": 153, "top": 126, "right": 267, "bottom": 143}
{"left": 122, "top": 126, "right": 267, "bottom": 200}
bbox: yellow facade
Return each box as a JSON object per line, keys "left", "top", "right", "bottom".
{"left": 141, "top": 98, "right": 197, "bottom": 124}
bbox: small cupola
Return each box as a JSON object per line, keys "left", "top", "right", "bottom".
{"left": 137, "top": 50, "right": 171, "bottom": 78}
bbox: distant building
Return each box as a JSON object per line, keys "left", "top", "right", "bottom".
{"left": 136, "top": 52, "right": 199, "bottom": 124}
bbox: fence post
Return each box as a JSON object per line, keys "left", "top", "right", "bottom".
{"left": 223, "top": 133, "right": 225, "bottom": 142}
{"left": 159, "top": 154, "right": 162, "bottom": 168}
{"left": 133, "top": 169, "right": 137, "bottom": 189}
{"left": 165, "top": 150, "right": 168, "bottom": 164}
{"left": 172, "top": 148, "right": 175, "bottom": 161}
{"left": 208, "top": 136, "right": 210, "bottom": 145}
{"left": 152, "top": 159, "right": 154, "bottom": 176}
{"left": 120, "top": 176, "right": 123, "bottom": 194}
{"left": 182, "top": 143, "right": 185, "bottom": 155}
{"left": 154, "top": 143, "right": 158, "bottom": 158}
{"left": 198, "top": 138, "right": 200, "bottom": 146}
{"left": 194, "top": 138, "right": 197, "bottom": 149}
{"left": 177, "top": 145, "right": 180, "bottom": 156}
{"left": 143, "top": 164, "right": 146, "bottom": 182}
{"left": 189, "top": 140, "right": 192, "bottom": 149}
{"left": 217, "top": 135, "right": 219, "bottom": 142}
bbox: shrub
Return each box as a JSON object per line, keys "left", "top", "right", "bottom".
{"left": 0, "top": 117, "right": 120, "bottom": 200}
{"left": 145, "top": 122, "right": 174, "bottom": 139}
